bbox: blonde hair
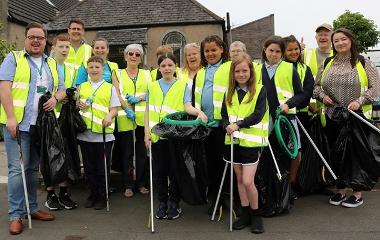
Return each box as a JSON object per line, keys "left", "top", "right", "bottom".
{"left": 183, "top": 42, "right": 200, "bottom": 72}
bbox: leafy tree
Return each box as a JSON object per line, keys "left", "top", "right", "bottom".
{"left": 0, "top": 22, "right": 15, "bottom": 62}
{"left": 333, "top": 10, "right": 379, "bottom": 53}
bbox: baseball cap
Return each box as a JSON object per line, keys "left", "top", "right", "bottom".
{"left": 315, "top": 23, "right": 333, "bottom": 32}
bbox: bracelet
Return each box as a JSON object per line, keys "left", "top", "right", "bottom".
{"left": 54, "top": 95, "right": 59, "bottom": 103}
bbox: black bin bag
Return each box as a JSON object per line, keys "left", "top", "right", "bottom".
{"left": 58, "top": 87, "right": 87, "bottom": 182}
{"left": 35, "top": 92, "right": 68, "bottom": 186}
{"left": 152, "top": 112, "right": 211, "bottom": 205}
{"left": 333, "top": 108, "right": 380, "bottom": 191}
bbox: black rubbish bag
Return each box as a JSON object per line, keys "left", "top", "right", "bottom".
{"left": 256, "top": 132, "right": 292, "bottom": 217}
{"left": 152, "top": 113, "right": 211, "bottom": 205}
{"left": 296, "top": 115, "right": 333, "bottom": 195}
{"left": 36, "top": 92, "right": 67, "bottom": 186}
{"left": 58, "top": 87, "right": 86, "bottom": 182}
{"left": 333, "top": 109, "right": 380, "bottom": 191}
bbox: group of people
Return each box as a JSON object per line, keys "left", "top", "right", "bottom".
{"left": 0, "top": 18, "right": 379, "bottom": 236}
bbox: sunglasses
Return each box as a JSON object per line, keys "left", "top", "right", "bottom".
{"left": 128, "top": 52, "right": 141, "bottom": 57}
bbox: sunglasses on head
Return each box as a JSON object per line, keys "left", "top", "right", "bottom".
{"left": 128, "top": 52, "right": 141, "bottom": 57}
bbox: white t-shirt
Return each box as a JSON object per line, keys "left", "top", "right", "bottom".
{"left": 77, "top": 80, "right": 121, "bottom": 142}
{"left": 30, "top": 56, "right": 49, "bottom": 125}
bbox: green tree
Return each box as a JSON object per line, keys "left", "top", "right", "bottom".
{"left": 0, "top": 22, "right": 15, "bottom": 62}
{"left": 333, "top": 10, "right": 379, "bottom": 53}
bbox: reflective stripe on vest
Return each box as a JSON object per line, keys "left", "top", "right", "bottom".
{"left": 225, "top": 85, "right": 269, "bottom": 147}
{"left": 65, "top": 43, "right": 92, "bottom": 70}
{"left": 0, "top": 51, "right": 59, "bottom": 124}
{"left": 115, "top": 68, "right": 151, "bottom": 130}
{"left": 148, "top": 80, "right": 186, "bottom": 143}
{"left": 321, "top": 58, "right": 372, "bottom": 120}
{"left": 79, "top": 81, "right": 114, "bottom": 133}
{"left": 194, "top": 61, "right": 230, "bottom": 120}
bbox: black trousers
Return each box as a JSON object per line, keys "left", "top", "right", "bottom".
{"left": 116, "top": 126, "right": 147, "bottom": 189}
{"left": 79, "top": 140, "right": 113, "bottom": 199}
{"left": 152, "top": 140, "right": 179, "bottom": 203}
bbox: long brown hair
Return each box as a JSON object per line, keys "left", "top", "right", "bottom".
{"left": 331, "top": 28, "right": 360, "bottom": 68}
{"left": 226, "top": 53, "right": 256, "bottom": 106}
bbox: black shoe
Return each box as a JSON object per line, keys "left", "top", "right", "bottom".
{"left": 232, "top": 206, "right": 250, "bottom": 230}
{"left": 250, "top": 209, "right": 264, "bottom": 234}
{"left": 93, "top": 198, "right": 106, "bottom": 210}
{"left": 59, "top": 193, "right": 78, "bottom": 210}
{"left": 156, "top": 202, "right": 168, "bottom": 219}
{"left": 329, "top": 193, "right": 346, "bottom": 206}
{"left": 45, "top": 193, "right": 62, "bottom": 211}
{"left": 167, "top": 201, "right": 181, "bottom": 220}
{"left": 85, "top": 195, "right": 96, "bottom": 208}
{"left": 341, "top": 195, "right": 363, "bottom": 208}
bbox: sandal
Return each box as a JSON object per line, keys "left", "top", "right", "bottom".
{"left": 124, "top": 188, "right": 134, "bottom": 198}
{"left": 138, "top": 187, "right": 149, "bottom": 195}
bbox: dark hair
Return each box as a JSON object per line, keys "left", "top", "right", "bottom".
{"left": 331, "top": 28, "right": 359, "bottom": 68}
{"left": 200, "top": 35, "right": 228, "bottom": 67}
{"left": 25, "top": 22, "right": 47, "bottom": 38}
{"left": 158, "top": 52, "right": 177, "bottom": 65}
{"left": 282, "top": 35, "right": 304, "bottom": 64}
{"left": 68, "top": 19, "right": 85, "bottom": 29}
{"left": 87, "top": 55, "right": 104, "bottom": 65}
{"left": 226, "top": 53, "right": 256, "bottom": 106}
{"left": 52, "top": 33, "right": 70, "bottom": 45}
{"left": 261, "top": 35, "right": 284, "bottom": 62}
{"left": 92, "top": 37, "right": 109, "bottom": 48}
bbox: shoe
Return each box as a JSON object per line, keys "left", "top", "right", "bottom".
{"left": 93, "top": 198, "right": 106, "bottom": 210}
{"left": 329, "top": 193, "right": 346, "bottom": 206}
{"left": 250, "top": 209, "right": 264, "bottom": 234}
{"left": 232, "top": 206, "right": 250, "bottom": 230}
{"left": 59, "top": 193, "right": 78, "bottom": 210}
{"left": 9, "top": 219, "right": 23, "bottom": 235}
{"left": 30, "top": 210, "right": 55, "bottom": 221}
{"left": 155, "top": 202, "right": 168, "bottom": 219}
{"left": 167, "top": 201, "right": 181, "bottom": 220}
{"left": 341, "top": 195, "right": 363, "bottom": 208}
{"left": 138, "top": 187, "right": 149, "bottom": 195}
{"left": 207, "top": 200, "right": 222, "bottom": 216}
{"left": 124, "top": 188, "right": 134, "bottom": 198}
{"left": 45, "top": 193, "right": 62, "bottom": 211}
{"left": 85, "top": 195, "right": 96, "bottom": 208}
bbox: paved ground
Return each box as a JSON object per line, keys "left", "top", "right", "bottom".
{"left": 0, "top": 142, "right": 380, "bottom": 240}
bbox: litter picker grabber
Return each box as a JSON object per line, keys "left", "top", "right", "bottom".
{"left": 229, "top": 134, "right": 234, "bottom": 232}
{"left": 295, "top": 116, "right": 337, "bottom": 180}
{"left": 347, "top": 109, "right": 380, "bottom": 135}
{"left": 147, "top": 141, "right": 155, "bottom": 233}
{"left": 16, "top": 127, "right": 32, "bottom": 229}
{"left": 102, "top": 128, "right": 110, "bottom": 211}
{"left": 268, "top": 141, "right": 282, "bottom": 181}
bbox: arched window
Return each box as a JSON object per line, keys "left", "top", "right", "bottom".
{"left": 162, "top": 31, "right": 186, "bottom": 67}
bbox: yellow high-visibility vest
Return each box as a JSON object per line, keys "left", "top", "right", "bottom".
{"left": 65, "top": 43, "right": 92, "bottom": 70}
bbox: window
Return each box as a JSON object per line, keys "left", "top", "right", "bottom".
{"left": 162, "top": 31, "right": 186, "bottom": 67}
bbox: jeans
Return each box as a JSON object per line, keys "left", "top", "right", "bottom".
{"left": 3, "top": 126, "right": 39, "bottom": 220}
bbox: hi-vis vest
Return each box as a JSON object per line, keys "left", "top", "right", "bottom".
{"left": 303, "top": 48, "right": 333, "bottom": 78}
{"left": 255, "top": 61, "right": 296, "bottom": 114}
{"left": 79, "top": 81, "right": 115, "bottom": 133}
{"left": 115, "top": 68, "right": 152, "bottom": 131}
{"left": 296, "top": 62, "right": 311, "bottom": 113}
{"left": 65, "top": 43, "right": 92, "bottom": 70}
{"left": 225, "top": 85, "right": 269, "bottom": 147}
{"left": 320, "top": 58, "right": 372, "bottom": 122}
{"left": 55, "top": 64, "right": 76, "bottom": 118}
{"left": 82, "top": 61, "right": 118, "bottom": 83}
{"left": 0, "top": 51, "right": 59, "bottom": 124}
{"left": 150, "top": 67, "right": 183, "bottom": 81}
{"left": 148, "top": 80, "right": 186, "bottom": 143}
{"left": 194, "top": 61, "right": 231, "bottom": 120}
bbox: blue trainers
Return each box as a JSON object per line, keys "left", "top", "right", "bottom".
{"left": 156, "top": 202, "right": 168, "bottom": 219}
{"left": 167, "top": 201, "right": 181, "bottom": 220}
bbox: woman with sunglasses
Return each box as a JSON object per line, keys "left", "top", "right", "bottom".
{"left": 112, "top": 44, "right": 152, "bottom": 198}
{"left": 75, "top": 37, "right": 119, "bottom": 85}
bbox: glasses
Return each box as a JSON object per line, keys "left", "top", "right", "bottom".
{"left": 27, "top": 36, "right": 46, "bottom": 41}
{"left": 128, "top": 52, "right": 141, "bottom": 57}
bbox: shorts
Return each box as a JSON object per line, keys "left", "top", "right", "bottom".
{"left": 223, "top": 145, "right": 262, "bottom": 165}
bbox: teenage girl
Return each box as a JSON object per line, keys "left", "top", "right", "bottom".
{"left": 221, "top": 53, "right": 268, "bottom": 233}
{"left": 144, "top": 53, "right": 207, "bottom": 220}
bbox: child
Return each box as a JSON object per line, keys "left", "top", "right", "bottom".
{"left": 221, "top": 53, "right": 268, "bottom": 233}
{"left": 77, "top": 56, "right": 120, "bottom": 210}
{"left": 144, "top": 53, "right": 207, "bottom": 220}
{"left": 43, "top": 34, "right": 77, "bottom": 211}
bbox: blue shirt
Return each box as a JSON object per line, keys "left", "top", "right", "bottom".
{"left": 75, "top": 62, "right": 112, "bottom": 85}
{"left": 0, "top": 49, "right": 65, "bottom": 131}
{"left": 201, "top": 60, "right": 222, "bottom": 127}
{"left": 265, "top": 62, "right": 279, "bottom": 79}
{"left": 57, "top": 64, "right": 65, "bottom": 83}
{"left": 145, "top": 78, "right": 191, "bottom": 104}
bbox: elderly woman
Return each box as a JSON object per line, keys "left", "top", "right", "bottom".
{"left": 313, "top": 28, "right": 380, "bottom": 208}
{"left": 229, "top": 41, "right": 247, "bottom": 61}
{"left": 182, "top": 43, "right": 201, "bottom": 91}
{"left": 112, "top": 44, "right": 152, "bottom": 198}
